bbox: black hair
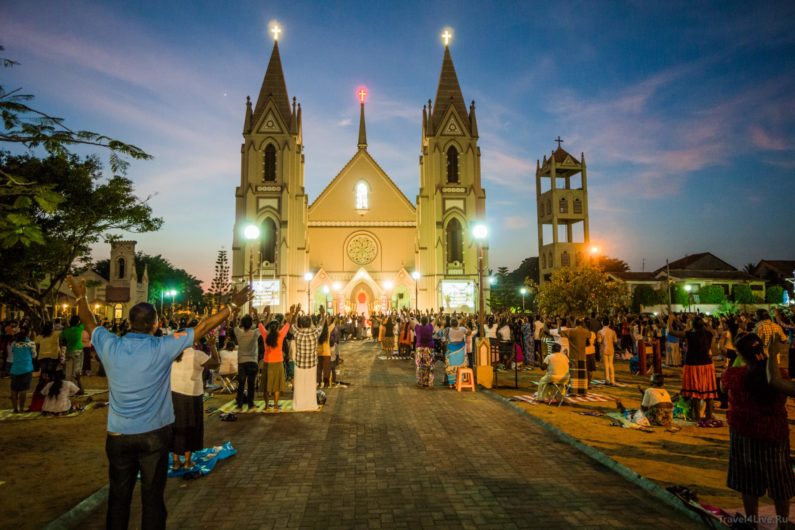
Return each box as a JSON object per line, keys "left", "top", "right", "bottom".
{"left": 319, "top": 319, "right": 329, "bottom": 344}
{"left": 42, "top": 321, "right": 54, "bottom": 338}
{"left": 241, "top": 315, "right": 253, "bottom": 330}
{"left": 420, "top": 316, "right": 429, "bottom": 326}
{"left": 69, "top": 315, "right": 81, "bottom": 327}
{"left": 298, "top": 315, "right": 311, "bottom": 329}
{"left": 735, "top": 333, "right": 776, "bottom": 403}
{"left": 48, "top": 370, "right": 66, "bottom": 398}
{"left": 265, "top": 321, "right": 280, "bottom": 348}
{"left": 129, "top": 303, "right": 158, "bottom": 333}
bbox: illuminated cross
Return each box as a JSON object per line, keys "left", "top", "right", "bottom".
{"left": 554, "top": 136, "right": 564, "bottom": 148}
{"left": 358, "top": 88, "right": 367, "bottom": 104}
{"left": 271, "top": 25, "right": 282, "bottom": 41}
{"left": 442, "top": 30, "right": 452, "bottom": 46}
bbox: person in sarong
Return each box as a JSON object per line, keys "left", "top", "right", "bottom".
{"left": 444, "top": 319, "right": 471, "bottom": 388}
{"left": 560, "top": 319, "right": 591, "bottom": 395}
{"left": 414, "top": 316, "right": 435, "bottom": 387}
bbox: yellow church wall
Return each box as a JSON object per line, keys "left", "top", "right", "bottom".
{"left": 306, "top": 226, "right": 416, "bottom": 277}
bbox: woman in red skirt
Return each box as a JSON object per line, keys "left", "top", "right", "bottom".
{"left": 670, "top": 316, "right": 717, "bottom": 420}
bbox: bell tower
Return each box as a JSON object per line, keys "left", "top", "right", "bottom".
{"left": 536, "top": 138, "right": 590, "bottom": 283}
{"left": 416, "top": 31, "right": 487, "bottom": 311}
{"left": 232, "top": 25, "right": 307, "bottom": 311}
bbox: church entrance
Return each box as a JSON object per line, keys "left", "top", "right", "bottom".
{"left": 350, "top": 283, "right": 374, "bottom": 316}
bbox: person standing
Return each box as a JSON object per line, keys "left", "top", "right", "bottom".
{"left": 560, "top": 319, "right": 591, "bottom": 395}
{"left": 233, "top": 313, "right": 259, "bottom": 411}
{"left": 316, "top": 310, "right": 336, "bottom": 389}
{"left": 258, "top": 307, "right": 296, "bottom": 411}
{"left": 66, "top": 275, "right": 252, "bottom": 530}
{"left": 598, "top": 318, "right": 618, "bottom": 385}
{"left": 724, "top": 333, "right": 794, "bottom": 527}
{"left": 414, "top": 316, "right": 435, "bottom": 387}
{"left": 9, "top": 327, "right": 36, "bottom": 413}
{"left": 670, "top": 315, "right": 718, "bottom": 421}
{"left": 444, "top": 318, "right": 470, "bottom": 388}
{"left": 61, "top": 316, "right": 85, "bottom": 393}
{"left": 292, "top": 306, "right": 322, "bottom": 411}
{"left": 34, "top": 321, "right": 63, "bottom": 377}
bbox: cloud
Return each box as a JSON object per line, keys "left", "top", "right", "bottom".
{"left": 337, "top": 118, "right": 352, "bottom": 127}
{"left": 749, "top": 125, "right": 788, "bottom": 151}
{"left": 480, "top": 149, "right": 535, "bottom": 192}
{"left": 503, "top": 215, "right": 531, "bottom": 229}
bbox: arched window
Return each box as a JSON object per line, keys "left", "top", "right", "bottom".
{"left": 561, "top": 251, "right": 571, "bottom": 267}
{"left": 573, "top": 198, "right": 582, "bottom": 214}
{"left": 541, "top": 253, "right": 546, "bottom": 268}
{"left": 446, "top": 146, "right": 459, "bottom": 183}
{"left": 263, "top": 144, "right": 277, "bottom": 182}
{"left": 117, "top": 258, "right": 125, "bottom": 279}
{"left": 355, "top": 181, "right": 369, "bottom": 210}
{"left": 446, "top": 218, "right": 463, "bottom": 263}
{"left": 559, "top": 197, "right": 568, "bottom": 214}
{"left": 260, "top": 218, "right": 278, "bottom": 264}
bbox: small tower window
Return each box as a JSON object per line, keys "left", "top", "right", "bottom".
{"left": 541, "top": 253, "right": 546, "bottom": 268}
{"left": 561, "top": 251, "right": 570, "bottom": 267}
{"left": 546, "top": 199, "right": 551, "bottom": 216}
{"left": 559, "top": 197, "right": 568, "bottom": 214}
{"left": 355, "top": 181, "right": 369, "bottom": 210}
{"left": 117, "top": 258, "right": 126, "bottom": 279}
{"left": 573, "top": 198, "right": 582, "bottom": 214}
{"left": 263, "top": 144, "right": 276, "bottom": 182}
{"left": 446, "top": 146, "right": 459, "bottom": 183}
{"left": 446, "top": 218, "right": 463, "bottom": 263}
{"left": 260, "top": 218, "right": 278, "bottom": 264}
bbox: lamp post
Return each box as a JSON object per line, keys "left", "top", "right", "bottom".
{"left": 520, "top": 287, "right": 528, "bottom": 312}
{"left": 243, "top": 224, "right": 261, "bottom": 292}
{"left": 473, "top": 223, "right": 488, "bottom": 386}
{"left": 322, "top": 285, "right": 331, "bottom": 311}
{"left": 304, "top": 272, "right": 313, "bottom": 313}
{"left": 684, "top": 284, "right": 693, "bottom": 313}
{"left": 411, "top": 271, "right": 421, "bottom": 311}
{"left": 168, "top": 289, "right": 177, "bottom": 319}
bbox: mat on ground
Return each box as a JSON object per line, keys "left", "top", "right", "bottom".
{"left": 0, "top": 402, "right": 99, "bottom": 421}
{"left": 211, "top": 399, "right": 322, "bottom": 414}
{"left": 509, "top": 392, "right": 612, "bottom": 405}
{"left": 168, "top": 441, "right": 236, "bottom": 479}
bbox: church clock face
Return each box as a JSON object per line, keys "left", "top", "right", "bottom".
{"left": 347, "top": 235, "right": 377, "bottom": 265}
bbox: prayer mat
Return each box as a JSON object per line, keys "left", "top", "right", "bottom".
{"left": 377, "top": 355, "right": 412, "bottom": 360}
{"left": 0, "top": 402, "right": 97, "bottom": 421}
{"left": 590, "top": 380, "right": 628, "bottom": 388}
{"left": 212, "top": 399, "right": 321, "bottom": 414}
{"left": 167, "top": 441, "right": 236, "bottom": 479}
{"left": 512, "top": 392, "right": 612, "bottom": 405}
{"left": 82, "top": 388, "right": 108, "bottom": 397}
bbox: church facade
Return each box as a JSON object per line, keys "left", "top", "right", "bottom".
{"left": 231, "top": 37, "right": 488, "bottom": 314}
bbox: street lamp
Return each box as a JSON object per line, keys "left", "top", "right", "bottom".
{"left": 168, "top": 289, "right": 177, "bottom": 318}
{"left": 322, "top": 285, "right": 330, "bottom": 311}
{"left": 304, "top": 272, "right": 313, "bottom": 312}
{"left": 411, "top": 271, "right": 421, "bottom": 311}
{"left": 520, "top": 287, "right": 528, "bottom": 312}
{"left": 684, "top": 284, "right": 693, "bottom": 312}
{"left": 243, "top": 224, "right": 261, "bottom": 291}
{"left": 473, "top": 223, "right": 488, "bottom": 386}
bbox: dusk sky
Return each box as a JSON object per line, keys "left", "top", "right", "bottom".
{"left": 3, "top": 1, "right": 795, "bottom": 286}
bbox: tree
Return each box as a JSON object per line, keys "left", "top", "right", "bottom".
{"left": 0, "top": 154, "right": 161, "bottom": 325}
{"left": 1, "top": 46, "right": 150, "bottom": 247}
{"left": 508, "top": 257, "right": 539, "bottom": 285}
{"left": 733, "top": 285, "right": 755, "bottom": 304}
{"left": 489, "top": 266, "right": 519, "bottom": 311}
{"left": 598, "top": 256, "right": 630, "bottom": 273}
{"left": 208, "top": 249, "right": 230, "bottom": 306}
{"left": 766, "top": 285, "right": 784, "bottom": 304}
{"left": 631, "top": 285, "right": 664, "bottom": 312}
{"left": 698, "top": 285, "right": 727, "bottom": 304}
{"left": 673, "top": 285, "right": 690, "bottom": 306}
{"left": 536, "top": 265, "right": 630, "bottom": 317}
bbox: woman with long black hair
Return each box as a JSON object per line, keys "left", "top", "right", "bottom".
{"left": 41, "top": 369, "right": 79, "bottom": 415}
{"left": 258, "top": 306, "right": 297, "bottom": 411}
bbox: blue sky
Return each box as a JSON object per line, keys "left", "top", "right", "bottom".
{"left": 3, "top": 0, "right": 794, "bottom": 285}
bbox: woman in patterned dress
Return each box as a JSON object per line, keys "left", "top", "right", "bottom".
{"left": 413, "top": 316, "right": 434, "bottom": 387}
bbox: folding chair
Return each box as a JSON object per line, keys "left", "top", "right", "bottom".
{"left": 548, "top": 379, "right": 568, "bottom": 407}
{"left": 217, "top": 349, "right": 238, "bottom": 394}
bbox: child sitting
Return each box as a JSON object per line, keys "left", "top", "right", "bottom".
{"left": 639, "top": 374, "right": 673, "bottom": 427}
{"left": 41, "top": 370, "right": 80, "bottom": 416}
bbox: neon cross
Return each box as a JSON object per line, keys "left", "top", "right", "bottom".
{"left": 358, "top": 88, "right": 367, "bottom": 104}
{"left": 271, "top": 25, "right": 281, "bottom": 41}
{"left": 442, "top": 30, "right": 452, "bottom": 46}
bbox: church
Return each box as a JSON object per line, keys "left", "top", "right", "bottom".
{"left": 231, "top": 30, "right": 488, "bottom": 315}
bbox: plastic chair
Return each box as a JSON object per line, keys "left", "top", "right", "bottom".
{"left": 456, "top": 367, "right": 476, "bottom": 392}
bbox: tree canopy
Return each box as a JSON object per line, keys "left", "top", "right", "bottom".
{"left": 536, "top": 265, "right": 629, "bottom": 317}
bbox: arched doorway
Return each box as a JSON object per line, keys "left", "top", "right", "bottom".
{"left": 350, "top": 282, "right": 375, "bottom": 316}
{"left": 392, "top": 286, "right": 411, "bottom": 311}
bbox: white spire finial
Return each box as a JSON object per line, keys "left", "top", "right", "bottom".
{"left": 441, "top": 29, "right": 452, "bottom": 47}
{"left": 271, "top": 24, "right": 282, "bottom": 41}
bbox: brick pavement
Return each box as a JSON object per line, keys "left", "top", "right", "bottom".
{"left": 78, "top": 340, "right": 701, "bottom": 529}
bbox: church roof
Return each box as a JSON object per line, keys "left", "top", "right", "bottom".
{"left": 430, "top": 46, "right": 469, "bottom": 135}
{"left": 552, "top": 146, "right": 579, "bottom": 164}
{"left": 654, "top": 252, "right": 737, "bottom": 274}
{"left": 253, "top": 41, "right": 291, "bottom": 127}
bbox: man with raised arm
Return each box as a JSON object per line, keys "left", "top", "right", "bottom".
{"left": 66, "top": 275, "right": 252, "bottom": 530}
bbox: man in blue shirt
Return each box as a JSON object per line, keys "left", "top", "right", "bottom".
{"left": 67, "top": 275, "right": 252, "bottom": 530}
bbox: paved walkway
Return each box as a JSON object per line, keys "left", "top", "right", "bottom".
{"left": 81, "top": 340, "right": 700, "bottom": 529}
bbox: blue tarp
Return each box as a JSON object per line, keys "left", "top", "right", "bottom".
{"left": 168, "top": 441, "right": 236, "bottom": 479}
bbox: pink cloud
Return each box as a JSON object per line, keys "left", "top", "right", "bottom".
{"left": 749, "top": 125, "right": 788, "bottom": 151}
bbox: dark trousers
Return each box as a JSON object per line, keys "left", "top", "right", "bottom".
{"left": 317, "top": 356, "right": 331, "bottom": 387}
{"left": 236, "top": 362, "right": 258, "bottom": 407}
{"left": 105, "top": 424, "right": 172, "bottom": 530}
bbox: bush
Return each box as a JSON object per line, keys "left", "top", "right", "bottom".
{"left": 733, "top": 285, "right": 755, "bottom": 304}
{"left": 632, "top": 285, "right": 663, "bottom": 312}
{"left": 766, "top": 285, "right": 784, "bottom": 304}
{"left": 698, "top": 285, "right": 726, "bottom": 304}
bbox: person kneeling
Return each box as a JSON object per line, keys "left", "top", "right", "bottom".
{"left": 639, "top": 374, "right": 673, "bottom": 427}
{"left": 41, "top": 370, "right": 80, "bottom": 416}
{"left": 537, "top": 343, "right": 570, "bottom": 402}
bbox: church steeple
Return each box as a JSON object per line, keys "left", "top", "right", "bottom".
{"left": 253, "top": 40, "right": 291, "bottom": 126}
{"left": 357, "top": 87, "right": 368, "bottom": 150}
{"left": 430, "top": 44, "right": 469, "bottom": 135}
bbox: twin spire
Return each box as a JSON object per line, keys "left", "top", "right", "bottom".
{"left": 247, "top": 28, "right": 473, "bottom": 145}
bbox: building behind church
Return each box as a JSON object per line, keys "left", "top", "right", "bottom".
{"left": 232, "top": 36, "right": 488, "bottom": 314}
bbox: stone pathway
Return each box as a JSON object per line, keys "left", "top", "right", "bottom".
{"left": 80, "top": 340, "right": 700, "bottom": 529}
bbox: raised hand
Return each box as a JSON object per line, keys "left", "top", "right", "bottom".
{"left": 66, "top": 275, "right": 86, "bottom": 299}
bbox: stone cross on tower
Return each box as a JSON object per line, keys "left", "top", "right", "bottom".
{"left": 554, "top": 136, "right": 564, "bottom": 149}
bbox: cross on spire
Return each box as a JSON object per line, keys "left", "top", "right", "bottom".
{"left": 358, "top": 88, "right": 367, "bottom": 104}
{"left": 441, "top": 30, "right": 452, "bottom": 46}
{"left": 271, "top": 24, "right": 281, "bottom": 41}
{"left": 554, "top": 136, "right": 564, "bottom": 149}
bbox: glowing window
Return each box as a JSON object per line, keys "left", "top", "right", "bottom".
{"left": 355, "top": 181, "right": 369, "bottom": 210}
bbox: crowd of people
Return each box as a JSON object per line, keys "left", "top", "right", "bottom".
{"left": 3, "top": 282, "right": 795, "bottom": 529}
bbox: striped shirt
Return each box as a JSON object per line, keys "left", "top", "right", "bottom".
{"left": 293, "top": 326, "right": 322, "bottom": 369}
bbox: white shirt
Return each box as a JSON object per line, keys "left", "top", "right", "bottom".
{"left": 170, "top": 347, "right": 210, "bottom": 396}
{"left": 533, "top": 320, "right": 544, "bottom": 340}
{"left": 497, "top": 325, "right": 512, "bottom": 341}
{"left": 544, "top": 352, "right": 569, "bottom": 380}
{"left": 642, "top": 387, "right": 672, "bottom": 408}
{"left": 41, "top": 380, "right": 80, "bottom": 413}
{"left": 447, "top": 326, "right": 468, "bottom": 343}
{"left": 485, "top": 324, "right": 498, "bottom": 339}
